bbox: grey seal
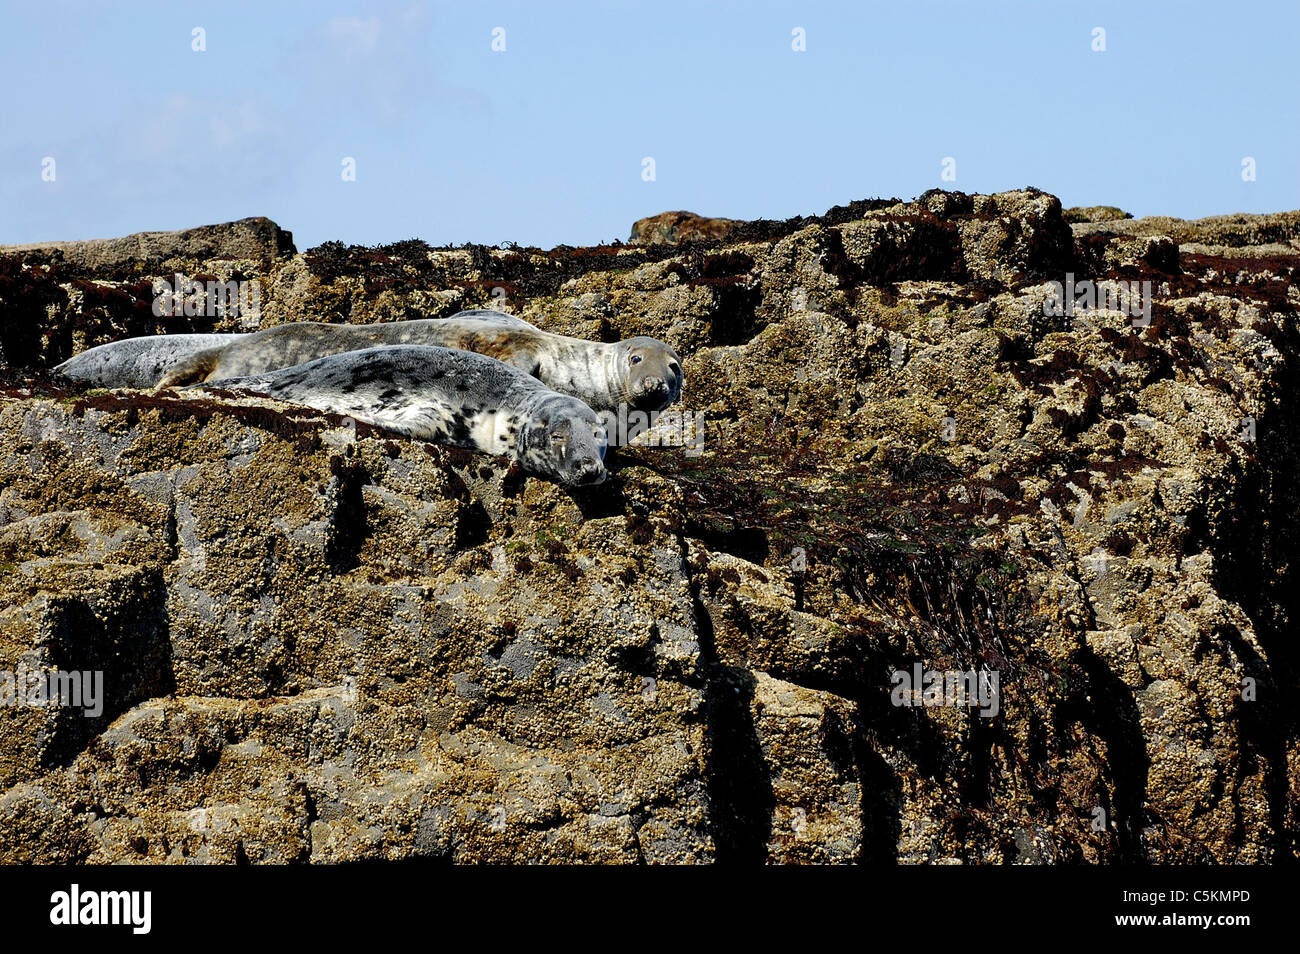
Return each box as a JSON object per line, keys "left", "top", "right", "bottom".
{"left": 204, "top": 345, "right": 608, "bottom": 486}
{"left": 158, "top": 311, "right": 684, "bottom": 413}
{"left": 53, "top": 333, "right": 242, "bottom": 388}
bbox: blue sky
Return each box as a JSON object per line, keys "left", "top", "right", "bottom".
{"left": 2, "top": 0, "right": 1296, "bottom": 250}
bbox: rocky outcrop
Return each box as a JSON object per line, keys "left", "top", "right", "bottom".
{"left": 1, "top": 189, "right": 1297, "bottom": 863}
{"left": 1072, "top": 209, "right": 1300, "bottom": 259}
{"left": 0, "top": 217, "right": 294, "bottom": 273}
{"left": 1064, "top": 206, "right": 1133, "bottom": 224}
{"left": 629, "top": 211, "right": 742, "bottom": 246}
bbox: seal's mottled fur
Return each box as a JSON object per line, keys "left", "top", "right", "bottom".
{"left": 205, "top": 344, "right": 608, "bottom": 487}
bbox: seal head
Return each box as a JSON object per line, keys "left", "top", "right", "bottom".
{"left": 618, "top": 336, "right": 683, "bottom": 412}
{"left": 517, "top": 394, "right": 608, "bottom": 486}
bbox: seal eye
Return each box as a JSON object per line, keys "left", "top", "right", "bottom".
{"left": 630, "top": 355, "right": 643, "bottom": 365}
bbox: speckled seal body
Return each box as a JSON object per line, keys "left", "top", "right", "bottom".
{"left": 160, "top": 310, "right": 684, "bottom": 413}
{"left": 206, "top": 345, "right": 608, "bottom": 486}
{"left": 53, "top": 333, "right": 242, "bottom": 388}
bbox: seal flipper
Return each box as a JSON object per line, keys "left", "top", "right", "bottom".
{"left": 158, "top": 347, "right": 224, "bottom": 387}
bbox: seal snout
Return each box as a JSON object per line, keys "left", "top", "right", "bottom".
{"left": 572, "top": 457, "right": 607, "bottom": 486}
{"left": 632, "top": 365, "right": 682, "bottom": 408}
{"left": 632, "top": 381, "right": 676, "bottom": 413}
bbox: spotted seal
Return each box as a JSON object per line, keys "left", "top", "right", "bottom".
{"left": 204, "top": 345, "right": 608, "bottom": 486}
{"left": 53, "top": 333, "right": 242, "bottom": 388}
{"left": 159, "top": 310, "right": 684, "bottom": 413}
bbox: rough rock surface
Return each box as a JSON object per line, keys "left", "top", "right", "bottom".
{"left": 629, "top": 211, "right": 742, "bottom": 246}
{"left": 1, "top": 188, "right": 1297, "bottom": 864}
{"left": 1064, "top": 206, "right": 1133, "bottom": 225}
{"left": 0, "top": 217, "right": 294, "bottom": 273}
